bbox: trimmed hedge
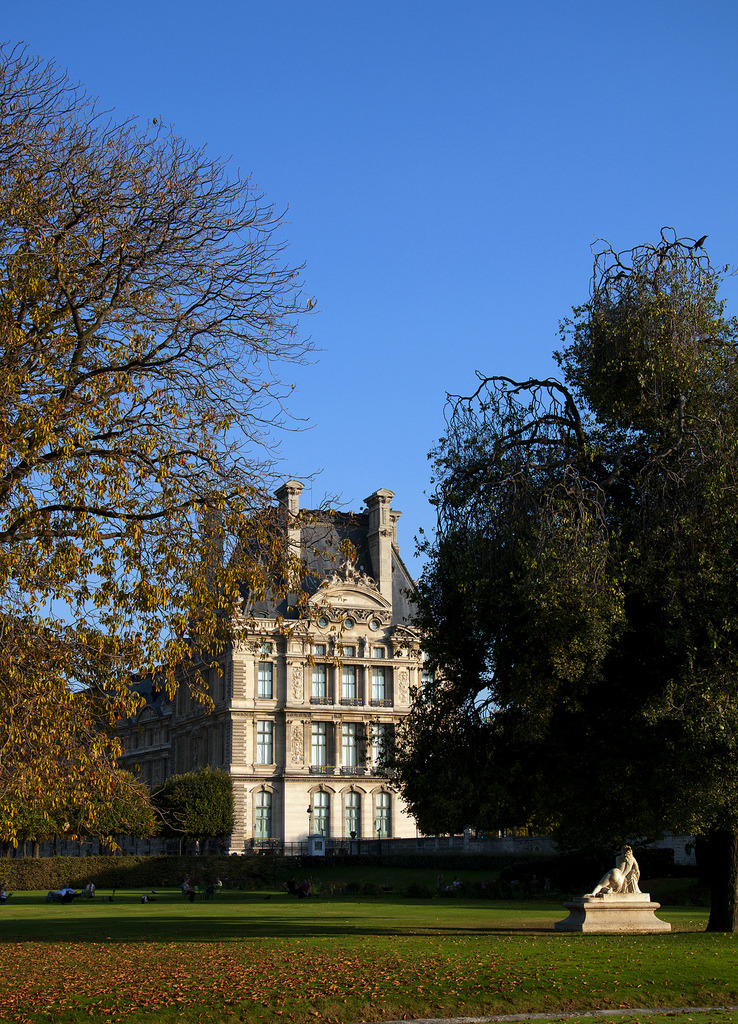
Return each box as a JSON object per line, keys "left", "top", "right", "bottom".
{"left": 0, "top": 854, "right": 289, "bottom": 892}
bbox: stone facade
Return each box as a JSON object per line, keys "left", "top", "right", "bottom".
{"left": 119, "top": 483, "right": 422, "bottom": 850}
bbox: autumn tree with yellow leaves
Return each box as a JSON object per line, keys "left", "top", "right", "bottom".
{"left": 0, "top": 45, "right": 310, "bottom": 842}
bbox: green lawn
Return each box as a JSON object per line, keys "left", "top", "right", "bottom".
{"left": 0, "top": 886, "right": 735, "bottom": 1024}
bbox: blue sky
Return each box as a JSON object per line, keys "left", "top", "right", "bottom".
{"left": 5, "top": 2, "right": 738, "bottom": 575}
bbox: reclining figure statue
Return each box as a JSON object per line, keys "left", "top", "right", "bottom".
{"left": 586, "top": 845, "right": 641, "bottom": 897}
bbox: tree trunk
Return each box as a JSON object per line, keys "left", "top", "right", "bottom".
{"left": 706, "top": 828, "right": 738, "bottom": 932}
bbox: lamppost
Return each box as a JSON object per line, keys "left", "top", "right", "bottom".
{"left": 306, "top": 806, "right": 312, "bottom": 854}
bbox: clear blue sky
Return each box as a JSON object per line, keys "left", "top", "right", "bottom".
{"left": 5, "top": 2, "right": 738, "bottom": 575}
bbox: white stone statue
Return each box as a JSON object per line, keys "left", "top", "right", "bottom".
{"left": 586, "top": 845, "right": 641, "bottom": 897}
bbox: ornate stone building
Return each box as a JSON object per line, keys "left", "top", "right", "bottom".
{"left": 119, "top": 482, "right": 422, "bottom": 851}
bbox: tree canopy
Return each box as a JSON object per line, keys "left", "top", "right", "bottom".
{"left": 0, "top": 45, "right": 310, "bottom": 841}
{"left": 396, "top": 229, "right": 738, "bottom": 929}
{"left": 153, "top": 767, "right": 234, "bottom": 844}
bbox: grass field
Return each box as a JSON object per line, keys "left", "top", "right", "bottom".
{"left": 0, "top": 882, "right": 736, "bottom": 1024}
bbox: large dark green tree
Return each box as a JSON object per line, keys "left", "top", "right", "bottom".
{"left": 153, "top": 767, "right": 234, "bottom": 847}
{"left": 396, "top": 230, "right": 738, "bottom": 931}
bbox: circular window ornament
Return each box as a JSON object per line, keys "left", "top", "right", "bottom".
{"left": 344, "top": 617, "right": 355, "bottom": 629}
{"left": 369, "top": 618, "right": 380, "bottom": 632}
{"left": 317, "top": 615, "right": 328, "bottom": 628}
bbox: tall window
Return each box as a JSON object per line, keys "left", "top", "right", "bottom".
{"left": 371, "top": 723, "right": 387, "bottom": 767}
{"left": 257, "top": 721, "right": 273, "bottom": 764}
{"left": 312, "top": 663, "right": 327, "bottom": 699}
{"left": 342, "top": 723, "right": 358, "bottom": 767}
{"left": 342, "top": 664, "right": 356, "bottom": 700}
{"left": 313, "top": 791, "right": 329, "bottom": 836}
{"left": 372, "top": 647, "right": 385, "bottom": 658}
{"left": 345, "top": 792, "right": 360, "bottom": 837}
{"left": 375, "top": 792, "right": 391, "bottom": 837}
{"left": 257, "top": 661, "right": 273, "bottom": 699}
{"left": 255, "top": 790, "right": 272, "bottom": 839}
{"left": 371, "top": 666, "right": 386, "bottom": 702}
{"left": 312, "top": 722, "right": 327, "bottom": 766}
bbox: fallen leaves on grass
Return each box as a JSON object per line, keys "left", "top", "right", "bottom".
{"left": 0, "top": 940, "right": 539, "bottom": 1023}
{"left": 0, "top": 937, "right": 735, "bottom": 1024}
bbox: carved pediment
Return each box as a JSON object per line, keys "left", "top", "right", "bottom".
{"left": 321, "top": 560, "right": 380, "bottom": 592}
{"left": 389, "top": 624, "right": 420, "bottom": 640}
{"left": 308, "top": 560, "right": 391, "bottom": 621}
{"left": 388, "top": 624, "right": 422, "bottom": 656}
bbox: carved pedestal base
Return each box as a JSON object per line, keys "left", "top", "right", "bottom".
{"left": 554, "top": 892, "right": 672, "bottom": 933}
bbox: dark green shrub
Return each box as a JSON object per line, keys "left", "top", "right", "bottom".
{"left": 0, "top": 853, "right": 289, "bottom": 891}
{"left": 404, "top": 882, "right": 432, "bottom": 897}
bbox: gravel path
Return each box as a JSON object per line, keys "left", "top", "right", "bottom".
{"left": 359, "top": 1007, "right": 738, "bottom": 1024}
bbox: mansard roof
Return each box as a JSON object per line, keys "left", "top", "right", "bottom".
{"left": 247, "top": 486, "right": 416, "bottom": 627}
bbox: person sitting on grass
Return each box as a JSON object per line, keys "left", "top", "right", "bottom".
{"left": 83, "top": 882, "right": 95, "bottom": 898}
{"left": 181, "top": 878, "right": 196, "bottom": 902}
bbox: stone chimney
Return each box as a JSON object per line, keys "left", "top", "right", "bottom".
{"left": 275, "top": 480, "right": 303, "bottom": 518}
{"left": 275, "top": 481, "right": 303, "bottom": 596}
{"left": 365, "top": 488, "right": 395, "bottom": 603}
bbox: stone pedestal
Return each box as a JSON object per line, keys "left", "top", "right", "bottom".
{"left": 555, "top": 892, "right": 671, "bottom": 933}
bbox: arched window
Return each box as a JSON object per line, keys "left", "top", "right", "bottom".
{"left": 255, "top": 790, "right": 272, "bottom": 839}
{"left": 313, "top": 791, "right": 329, "bottom": 836}
{"left": 375, "top": 792, "right": 391, "bottom": 838}
{"left": 345, "top": 792, "right": 360, "bottom": 837}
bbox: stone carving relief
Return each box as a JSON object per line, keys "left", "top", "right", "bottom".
{"left": 291, "top": 663, "right": 304, "bottom": 702}
{"left": 290, "top": 721, "right": 304, "bottom": 765}
{"left": 396, "top": 669, "right": 409, "bottom": 705}
{"left": 321, "top": 560, "right": 380, "bottom": 593}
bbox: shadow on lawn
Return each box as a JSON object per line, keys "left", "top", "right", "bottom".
{"left": 0, "top": 917, "right": 562, "bottom": 942}
{"left": 0, "top": 894, "right": 564, "bottom": 942}
{"left": 0, "top": 894, "right": 700, "bottom": 943}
